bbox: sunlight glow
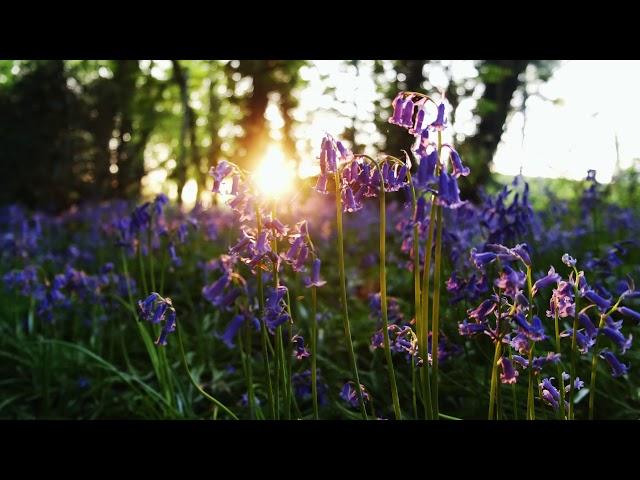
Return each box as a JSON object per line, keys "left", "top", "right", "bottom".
{"left": 254, "top": 144, "right": 295, "bottom": 199}
{"left": 181, "top": 178, "right": 198, "bottom": 208}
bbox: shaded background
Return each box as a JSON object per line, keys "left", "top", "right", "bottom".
{"left": 0, "top": 59, "right": 586, "bottom": 211}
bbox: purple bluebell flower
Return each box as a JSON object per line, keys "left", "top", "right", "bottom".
{"left": 410, "top": 104, "right": 427, "bottom": 135}
{"left": 539, "top": 377, "right": 562, "bottom": 411}
{"left": 579, "top": 312, "right": 599, "bottom": 338}
{"left": 429, "top": 102, "right": 447, "bottom": 131}
{"left": 342, "top": 186, "right": 362, "bottom": 213}
{"left": 292, "top": 370, "right": 328, "bottom": 406}
{"left": 513, "top": 313, "right": 547, "bottom": 342}
{"left": 304, "top": 258, "right": 327, "bottom": 288}
{"left": 562, "top": 254, "right": 577, "bottom": 267}
{"left": 291, "top": 334, "right": 310, "bottom": 360}
{"left": 458, "top": 320, "right": 487, "bottom": 336}
{"left": 264, "top": 286, "right": 290, "bottom": 332}
{"left": 512, "top": 354, "right": 529, "bottom": 368}
{"left": 415, "top": 151, "right": 438, "bottom": 190}
{"left": 532, "top": 266, "right": 561, "bottom": 296}
{"left": 510, "top": 333, "right": 530, "bottom": 354}
{"left": 547, "top": 281, "right": 575, "bottom": 318}
{"left": 264, "top": 216, "right": 289, "bottom": 237}
{"left": 532, "top": 352, "right": 561, "bottom": 371}
{"left": 618, "top": 306, "right": 640, "bottom": 324}
{"left": 583, "top": 289, "right": 612, "bottom": 312}
{"left": 210, "top": 161, "right": 234, "bottom": 193}
{"left": 599, "top": 349, "right": 629, "bottom": 377}
{"left": 442, "top": 144, "right": 470, "bottom": 178}
{"left": 202, "top": 273, "right": 231, "bottom": 304}
{"left": 468, "top": 298, "right": 498, "bottom": 322}
{"left": 561, "top": 328, "right": 596, "bottom": 354}
{"left": 389, "top": 94, "right": 407, "bottom": 126}
{"left": 561, "top": 373, "right": 584, "bottom": 393}
{"left": 400, "top": 97, "right": 416, "bottom": 128}
{"left": 511, "top": 244, "right": 532, "bottom": 267}
{"left": 602, "top": 327, "right": 632, "bottom": 354}
{"left": 436, "top": 170, "right": 464, "bottom": 209}
{"left": 336, "top": 140, "right": 353, "bottom": 161}
{"left": 495, "top": 265, "right": 525, "bottom": 297}
{"left": 155, "top": 305, "right": 176, "bottom": 346}
{"left": 470, "top": 249, "right": 497, "bottom": 269}
{"left": 340, "top": 382, "right": 369, "bottom": 409}
{"left": 498, "top": 356, "right": 519, "bottom": 384}
{"left": 219, "top": 314, "right": 245, "bottom": 349}
{"left": 138, "top": 292, "right": 161, "bottom": 320}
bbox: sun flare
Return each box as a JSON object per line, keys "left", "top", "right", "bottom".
{"left": 254, "top": 144, "right": 296, "bottom": 199}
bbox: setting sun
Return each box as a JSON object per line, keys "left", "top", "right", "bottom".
{"left": 253, "top": 144, "right": 296, "bottom": 198}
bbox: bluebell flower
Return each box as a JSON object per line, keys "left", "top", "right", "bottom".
{"left": 340, "top": 381, "right": 369, "bottom": 409}
{"left": 202, "top": 272, "right": 231, "bottom": 304}
{"left": 442, "top": 144, "right": 470, "bottom": 178}
{"left": 561, "top": 328, "right": 596, "bottom": 354}
{"left": 458, "top": 320, "right": 487, "bottom": 336}
{"left": 219, "top": 314, "right": 245, "bottom": 348}
{"left": 578, "top": 312, "right": 599, "bottom": 338}
{"left": 532, "top": 266, "right": 561, "bottom": 296}
{"left": 415, "top": 150, "right": 438, "bottom": 190}
{"left": 547, "top": 280, "right": 575, "bottom": 318}
{"left": 618, "top": 306, "right": 640, "bottom": 323}
{"left": 601, "top": 327, "right": 632, "bottom": 354}
{"left": 210, "top": 161, "right": 234, "bottom": 193}
{"left": 436, "top": 171, "right": 465, "bottom": 209}
{"left": 155, "top": 305, "right": 176, "bottom": 346}
{"left": 510, "top": 333, "right": 530, "bottom": 354}
{"left": 342, "top": 185, "right": 362, "bottom": 213}
{"left": 583, "top": 289, "right": 612, "bottom": 312}
{"left": 291, "top": 334, "right": 310, "bottom": 360}
{"left": 599, "top": 349, "right": 629, "bottom": 377}
{"left": 562, "top": 253, "right": 577, "bottom": 267}
{"left": 539, "top": 377, "right": 563, "bottom": 411}
{"left": 498, "top": 356, "right": 519, "bottom": 384}
{"left": 304, "top": 258, "right": 327, "bottom": 288}
{"left": 389, "top": 94, "right": 407, "bottom": 126}
{"left": 264, "top": 286, "right": 290, "bottom": 332}
{"left": 495, "top": 265, "right": 525, "bottom": 297}
{"left": 218, "top": 312, "right": 259, "bottom": 349}
{"left": 429, "top": 102, "right": 447, "bottom": 131}
{"left": 470, "top": 249, "right": 497, "bottom": 269}
{"left": 468, "top": 298, "right": 498, "bottom": 322}
{"left": 513, "top": 313, "right": 546, "bottom": 342}
{"left": 400, "top": 97, "right": 416, "bottom": 128}
{"left": 532, "top": 352, "right": 561, "bottom": 371}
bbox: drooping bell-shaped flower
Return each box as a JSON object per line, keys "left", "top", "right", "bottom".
{"left": 532, "top": 266, "right": 561, "bottom": 296}
{"left": 599, "top": 349, "right": 629, "bottom": 377}
{"left": 443, "top": 144, "right": 470, "bottom": 178}
{"left": 429, "top": 102, "right": 447, "bottom": 131}
{"left": 498, "top": 356, "right": 519, "bottom": 384}
{"left": 601, "top": 327, "right": 633, "bottom": 354}
{"left": 304, "top": 258, "right": 327, "bottom": 288}
{"left": 389, "top": 94, "right": 406, "bottom": 126}
{"left": 415, "top": 150, "right": 437, "bottom": 189}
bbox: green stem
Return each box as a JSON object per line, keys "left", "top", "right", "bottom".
{"left": 568, "top": 278, "right": 580, "bottom": 420}
{"left": 431, "top": 203, "right": 443, "bottom": 417}
{"left": 311, "top": 286, "right": 319, "bottom": 420}
{"left": 588, "top": 315, "right": 605, "bottom": 420}
{"left": 334, "top": 169, "right": 367, "bottom": 420}
{"left": 375, "top": 160, "right": 402, "bottom": 420}
{"left": 419, "top": 195, "right": 436, "bottom": 420}
{"left": 554, "top": 303, "right": 566, "bottom": 420}
{"left": 525, "top": 266, "right": 536, "bottom": 420}
{"left": 256, "top": 208, "right": 275, "bottom": 419}
{"left": 488, "top": 339, "right": 502, "bottom": 420}
{"left": 244, "top": 323, "right": 255, "bottom": 419}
